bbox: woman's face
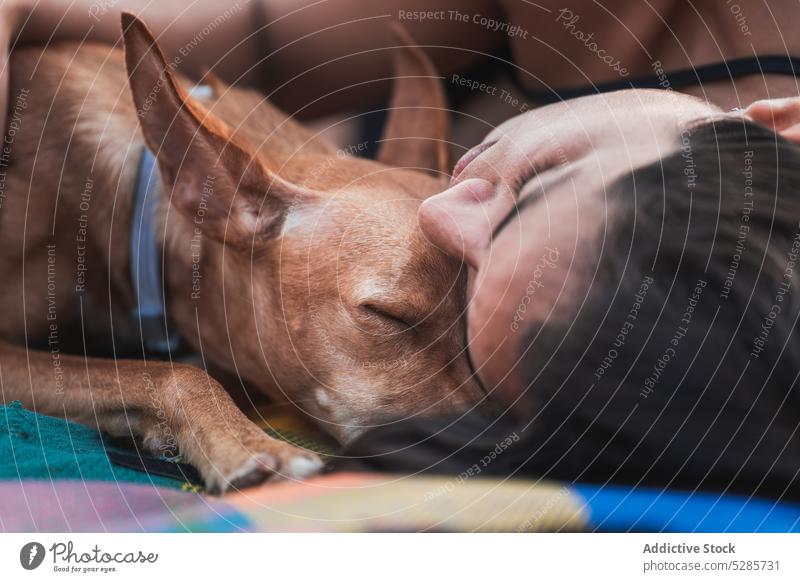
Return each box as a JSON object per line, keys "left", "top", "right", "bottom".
{"left": 418, "top": 89, "right": 724, "bottom": 412}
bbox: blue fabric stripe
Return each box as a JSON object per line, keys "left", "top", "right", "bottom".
{"left": 574, "top": 484, "right": 800, "bottom": 532}
{"left": 155, "top": 509, "right": 256, "bottom": 533}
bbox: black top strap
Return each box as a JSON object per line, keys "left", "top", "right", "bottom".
{"left": 518, "top": 55, "right": 800, "bottom": 104}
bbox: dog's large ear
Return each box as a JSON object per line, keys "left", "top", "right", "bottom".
{"left": 377, "top": 24, "right": 450, "bottom": 178}
{"left": 122, "top": 13, "right": 307, "bottom": 250}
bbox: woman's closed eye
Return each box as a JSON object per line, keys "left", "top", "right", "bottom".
{"left": 507, "top": 155, "right": 564, "bottom": 198}
{"left": 491, "top": 160, "right": 583, "bottom": 241}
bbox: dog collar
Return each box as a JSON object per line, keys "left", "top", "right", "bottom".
{"left": 130, "top": 145, "right": 182, "bottom": 357}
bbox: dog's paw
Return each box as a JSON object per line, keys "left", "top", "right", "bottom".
{"left": 204, "top": 439, "right": 324, "bottom": 495}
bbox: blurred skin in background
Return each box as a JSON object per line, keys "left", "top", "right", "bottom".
{"left": 1, "top": 0, "right": 799, "bottom": 411}
{"left": 3, "top": 1, "right": 798, "bottom": 131}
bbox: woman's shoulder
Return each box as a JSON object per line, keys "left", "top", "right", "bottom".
{"left": 499, "top": 0, "right": 800, "bottom": 99}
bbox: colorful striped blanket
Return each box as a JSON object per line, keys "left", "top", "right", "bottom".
{"left": 2, "top": 476, "right": 799, "bottom": 532}
{"left": 1, "top": 402, "right": 798, "bottom": 532}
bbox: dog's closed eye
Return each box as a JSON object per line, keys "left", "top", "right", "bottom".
{"left": 360, "top": 303, "right": 416, "bottom": 332}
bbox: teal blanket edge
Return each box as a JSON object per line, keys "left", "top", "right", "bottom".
{"left": 0, "top": 400, "right": 181, "bottom": 489}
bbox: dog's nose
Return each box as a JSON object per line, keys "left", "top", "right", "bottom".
{"left": 418, "top": 178, "right": 514, "bottom": 270}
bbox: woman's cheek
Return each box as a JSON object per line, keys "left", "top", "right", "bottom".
{"left": 466, "top": 261, "right": 525, "bottom": 399}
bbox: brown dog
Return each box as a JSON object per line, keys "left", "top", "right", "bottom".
{"left": 0, "top": 14, "right": 481, "bottom": 493}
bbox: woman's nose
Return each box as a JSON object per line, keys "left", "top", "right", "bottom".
{"left": 418, "top": 178, "right": 516, "bottom": 269}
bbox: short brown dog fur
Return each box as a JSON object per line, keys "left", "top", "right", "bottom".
{"left": 0, "top": 14, "right": 481, "bottom": 493}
